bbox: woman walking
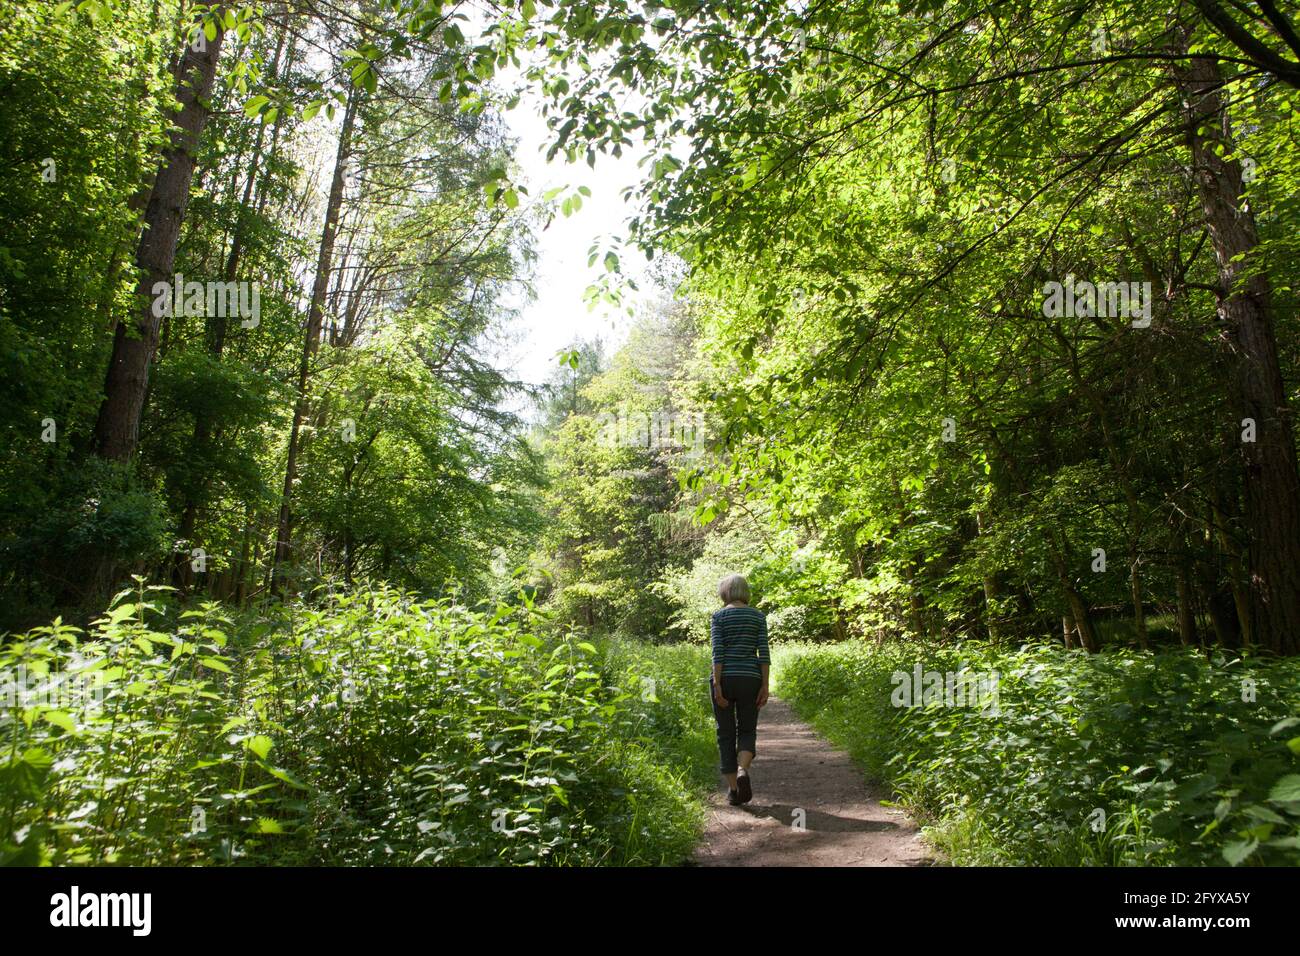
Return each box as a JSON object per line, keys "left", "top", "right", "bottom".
{"left": 710, "top": 574, "right": 770, "bottom": 806}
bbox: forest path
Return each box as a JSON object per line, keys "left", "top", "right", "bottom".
{"left": 691, "top": 697, "right": 934, "bottom": 867}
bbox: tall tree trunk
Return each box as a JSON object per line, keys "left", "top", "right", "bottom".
{"left": 1129, "top": 550, "right": 1148, "bottom": 651}
{"left": 271, "top": 88, "right": 358, "bottom": 591}
{"left": 234, "top": 504, "right": 253, "bottom": 605}
{"left": 1049, "top": 539, "right": 1098, "bottom": 653}
{"left": 1053, "top": 325, "right": 1149, "bottom": 649}
{"left": 92, "top": 20, "right": 226, "bottom": 462}
{"left": 171, "top": 25, "right": 291, "bottom": 591}
{"left": 1175, "top": 555, "right": 1198, "bottom": 647}
{"left": 977, "top": 512, "right": 998, "bottom": 639}
{"left": 1210, "top": 486, "right": 1252, "bottom": 645}
{"left": 1172, "top": 40, "right": 1300, "bottom": 655}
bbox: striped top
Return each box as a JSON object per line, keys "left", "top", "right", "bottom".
{"left": 711, "top": 606, "right": 770, "bottom": 678}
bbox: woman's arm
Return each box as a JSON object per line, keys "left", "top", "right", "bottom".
{"left": 756, "top": 613, "right": 771, "bottom": 707}
{"left": 711, "top": 613, "right": 729, "bottom": 708}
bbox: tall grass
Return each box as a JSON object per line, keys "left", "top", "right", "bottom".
{"left": 0, "top": 580, "right": 715, "bottom": 866}
{"left": 593, "top": 637, "right": 717, "bottom": 862}
{"left": 773, "top": 640, "right": 1300, "bottom": 866}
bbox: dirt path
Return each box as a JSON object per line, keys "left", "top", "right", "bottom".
{"left": 691, "top": 697, "right": 933, "bottom": 867}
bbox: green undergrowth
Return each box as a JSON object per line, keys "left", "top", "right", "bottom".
{"left": 1, "top": 580, "right": 714, "bottom": 866}
{"left": 773, "top": 640, "right": 1300, "bottom": 866}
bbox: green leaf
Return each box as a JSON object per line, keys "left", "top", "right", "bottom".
{"left": 41, "top": 710, "right": 76, "bottom": 734}
{"left": 199, "top": 656, "right": 231, "bottom": 673}
{"left": 1221, "top": 838, "right": 1258, "bottom": 866}
{"left": 262, "top": 765, "right": 310, "bottom": 790}
{"left": 1242, "top": 805, "right": 1287, "bottom": 824}
{"left": 0, "top": 748, "right": 53, "bottom": 800}
{"left": 1267, "top": 774, "right": 1300, "bottom": 803}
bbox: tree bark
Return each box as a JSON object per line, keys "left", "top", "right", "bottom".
{"left": 1051, "top": 322, "right": 1149, "bottom": 650}
{"left": 1049, "top": 539, "right": 1098, "bottom": 653}
{"left": 1171, "top": 41, "right": 1300, "bottom": 655}
{"left": 92, "top": 21, "right": 225, "bottom": 462}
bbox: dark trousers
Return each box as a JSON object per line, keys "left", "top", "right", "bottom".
{"left": 710, "top": 674, "right": 761, "bottom": 774}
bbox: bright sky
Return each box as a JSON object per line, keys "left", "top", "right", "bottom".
{"left": 494, "top": 83, "right": 655, "bottom": 389}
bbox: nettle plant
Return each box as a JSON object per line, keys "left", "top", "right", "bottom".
{"left": 0, "top": 580, "right": 338, "bottom": 864}
{"left": 775, "top": 641, "right": 1300, "bottom": 866}
{"left": 0, "top": 580, "right": 651, "bottom": 866}
{"left": 0, "top": 579, "right": 255, "bottom": 865}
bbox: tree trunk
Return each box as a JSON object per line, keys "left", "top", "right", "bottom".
{"left": 1053, "top": 325, "right": 1149, "bottom": 650}
{"left": 1129, "top": 551, "right": 1149, "bottom": 651}
{"left": 171, "top": 27, "right": 290, "bottom": 592}
{"left": 1064, "top": 586, "right": 1098, "bottom": 653}
{"left": 1050, "top": 541, "right": 1098, "bottom": 653}
{"left": 1209, "top": 489, "right": 1252, "bottom": 645}
{"left": 271, "top": 88, "right": 358, "bottom": 591}
{"left": 1207, "top": 583, "right": 1244, "bottom": 649}
{"left": 1175, "top": 555, "right": 1198, "bottom": 647}
{"left": 234, "top": 504, "right": 253, "bottom": 605}
{"left": 92, "top": 22, "right": 225, "bottom": 462}
{"left": 1172, "top": 41, "right": 1300, "bottom": 655}
{"left": 976, "top": 510, "right": 1001, "bottom": 641}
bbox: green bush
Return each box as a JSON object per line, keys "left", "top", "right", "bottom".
{"left": 3, "top": 458, "right": 168, "bottom": 617}
{"left": 766, "top": 604, "right": 818, "bottom": 643}
{"left": 655, "top": 521, "right": 846, "bottom": 641}
{"left": 774, "top": 640, "right": 1300, "bottom": 866}
{"left": 0, "top": 581, "right": 714, "bottom": 866}
{"left": 592, "top": 636, "right": 716, "bottom": 861}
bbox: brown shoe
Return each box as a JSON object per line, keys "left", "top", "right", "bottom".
{"left": 736, "top": 770, "right": 752, "bottom": 804}
{"left": 727, "top": 788, "right": 742, "bottom": 806}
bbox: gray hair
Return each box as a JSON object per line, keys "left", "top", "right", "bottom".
{"left": 718, "top": 574, "right": 751, "bottom": 605}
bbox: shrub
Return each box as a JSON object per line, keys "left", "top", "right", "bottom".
{"left": 0, "top": 580, "right": 714, "bottom": 866}
{"left": 774, "top": 640, "right": 1300, "bottom": 866}
{"left": 766, "top": 604, "right": 818, "bottom": 643}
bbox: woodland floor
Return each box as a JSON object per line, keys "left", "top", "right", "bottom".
{"left": 691, "top": 698, "right": 935, "bottom": 867}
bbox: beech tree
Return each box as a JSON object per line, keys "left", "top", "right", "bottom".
{"left": 93, "top": 8, "right": 228, "bottom": 463}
